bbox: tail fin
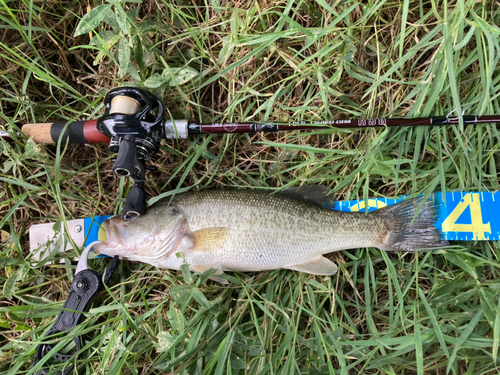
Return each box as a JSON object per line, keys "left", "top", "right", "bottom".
{"left": 377, "top": 196, "right": 448, "bottom": 251}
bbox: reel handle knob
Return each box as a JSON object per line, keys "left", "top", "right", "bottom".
{"left": 112, "top": 137, "right": 141, "bottom": 178}
{"left": 122, "top": 185, "right": 146, "bottom": 221}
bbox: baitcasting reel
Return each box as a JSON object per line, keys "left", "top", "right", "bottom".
{"left": 97, "top": 87, "right": 165, "bottom": 221}
{"left": 20, "top": 86, "right": 188, "bottom": 221}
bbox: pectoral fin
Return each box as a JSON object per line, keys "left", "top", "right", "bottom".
{"left": 188, "top": 227, "right": 229, "bottom": 252}
{"left": 287, "top": 256, "right": 338, "bottom": 275}
{"left": 181, "top": 228, "right": 229, "bottom": 284}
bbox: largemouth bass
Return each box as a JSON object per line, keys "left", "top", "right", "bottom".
{"left": 94, "top": 187, "right": 448, "bottom": 276}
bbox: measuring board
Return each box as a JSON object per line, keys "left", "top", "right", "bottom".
{"left": 29, "top": 191, "right": 500, "bottom": 261}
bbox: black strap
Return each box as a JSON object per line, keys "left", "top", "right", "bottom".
{"left": 32, "top": 256, "right": 120, "bottom": 374}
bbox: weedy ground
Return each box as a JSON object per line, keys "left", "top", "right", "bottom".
{"left": 1, "top": 0, "right": 500, "bottom": 374}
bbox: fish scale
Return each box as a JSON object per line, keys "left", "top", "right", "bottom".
{"left": 94, "top": 188, "right": 448, "bottom": 277}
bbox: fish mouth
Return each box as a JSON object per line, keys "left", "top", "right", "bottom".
{"left": 93, "top": 219, "right": 124, "bottom": 255}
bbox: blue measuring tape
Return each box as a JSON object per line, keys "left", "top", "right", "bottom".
{"left": 84, "top": 191, "right": 500, "bottom": 245}
{"left": 328, "top": 191, "right": 498, "bottom": 241}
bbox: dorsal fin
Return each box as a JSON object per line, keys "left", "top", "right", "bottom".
{"left": 279, "top": 186, "right": 333, "bottom": 206}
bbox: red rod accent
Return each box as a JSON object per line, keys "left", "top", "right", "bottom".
{"left": 83, "top": 120, "right": 109, "bottom": 143}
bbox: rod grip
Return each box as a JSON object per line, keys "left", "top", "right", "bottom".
{"left": 21, "top": 123, "right": 54, "bottom": 144}
{"left": 21, "top": 120, "right": 109, "bottom": 144}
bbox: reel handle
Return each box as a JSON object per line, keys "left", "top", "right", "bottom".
{"left": 111, "top": 136, "right": 148, "bottom": 220}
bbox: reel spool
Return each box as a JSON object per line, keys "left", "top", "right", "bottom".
{"left": 109, "top": 95, "right": 142, "bottom": 115}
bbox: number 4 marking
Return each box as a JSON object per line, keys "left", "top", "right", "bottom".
{"left": 442, "top": 193, "right": 491, "bottom": 240}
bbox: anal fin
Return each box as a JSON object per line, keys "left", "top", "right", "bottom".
{"left": 287, "top": 256, "right": 338, "bottom": 275}
{"left": 191, "top": 264, "right": 216, "bottom": 273}
{"left": 191, "top": 264, "right": 229, "bottom": 285}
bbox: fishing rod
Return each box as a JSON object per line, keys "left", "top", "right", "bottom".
{"left": 18, "top": 100, "right": 500, "bottom": 146}
{"left": 11, "top": 86, "right": 500, "bottom": 220}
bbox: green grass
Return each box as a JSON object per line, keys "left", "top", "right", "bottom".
{"left": 1, "top": 0, "right": 500, "bottom": 374}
